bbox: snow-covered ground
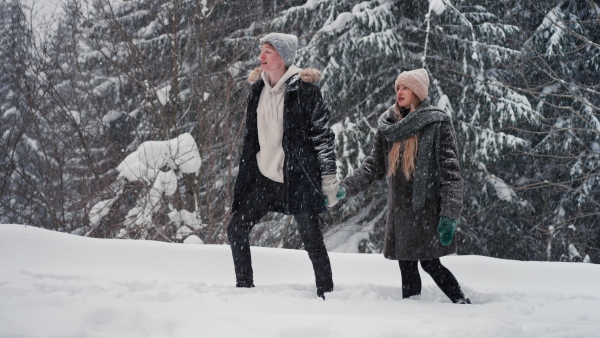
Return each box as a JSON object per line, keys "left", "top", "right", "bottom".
{"left": 1, "top": 224, "right": 599, "bottom": 338}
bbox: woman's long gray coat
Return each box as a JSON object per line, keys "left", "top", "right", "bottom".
{"left": 341, "top": 101, "right": 463, "bottom": 261}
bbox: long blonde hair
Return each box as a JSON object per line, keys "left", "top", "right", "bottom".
{"left": 387, "top": 98, "right": 420, "bottom": 179}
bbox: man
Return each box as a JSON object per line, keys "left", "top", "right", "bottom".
{"left": 228, "top": 33, "right": 340, "bottom": 299}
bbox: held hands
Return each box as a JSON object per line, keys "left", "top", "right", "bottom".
{"left": 325, "top": 185, "right": 346, "bottom": 207}
{"left": 437, "top": 216, "right": 458, "bottom": 246}
{"left": 322, "top": 175, "right": 346, "bottom": 208}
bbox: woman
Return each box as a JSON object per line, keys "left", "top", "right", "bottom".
{"left": 337, "top": 68, "right": 471, "bottom": 304}
{"left": 228, "top": 33, "right": 341, "bottom": 299}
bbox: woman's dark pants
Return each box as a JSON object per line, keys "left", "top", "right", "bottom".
{"left": 398, "top": 258, "right": 466, "bottom": 303}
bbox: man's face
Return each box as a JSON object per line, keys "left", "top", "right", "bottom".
{"left": 259, "top": 43, "right": 286, "bottom": 73}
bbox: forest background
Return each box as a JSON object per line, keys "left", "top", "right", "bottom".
{"left": 1, "top": 0, "right": 599, "bottom": 263}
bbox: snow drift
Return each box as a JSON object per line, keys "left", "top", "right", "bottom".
{"left": 1, "top": 224, "right": 599, "bottom": 338}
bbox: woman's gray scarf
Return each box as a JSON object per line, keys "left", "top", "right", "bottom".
{"left": 378, "top": 98, "right": 451, "bottom": 211}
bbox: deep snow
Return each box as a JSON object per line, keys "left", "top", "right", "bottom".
{"left": 1, "top": 224, "right": 599, "bottom": 338}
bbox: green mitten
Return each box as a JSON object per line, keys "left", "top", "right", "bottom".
{"left": 336, "top": 185, "right": 346, "bottom": 199}
{"left": 437, "top": 216, "right": 458, "bottom": 246}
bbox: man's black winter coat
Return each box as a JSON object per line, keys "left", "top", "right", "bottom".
{"left": 232, "top": 67, "right": 337, "bottom": 215}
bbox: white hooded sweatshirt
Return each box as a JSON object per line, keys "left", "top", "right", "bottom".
{"left": 256, "top": 65, "right": 301, "bottom": 183}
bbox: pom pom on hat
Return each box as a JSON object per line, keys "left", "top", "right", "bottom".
{"left": 259, "top": 33, "right": 298, "bottom": 68}
{"left": 395, "top": 68, "right": 430, "bottom": 102}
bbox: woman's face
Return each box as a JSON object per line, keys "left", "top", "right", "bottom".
{"left": 396, "top": 84, "right": 418, "bottom": 109}
{"left": 259, "top": 43, "right": 286, "bottom": 74}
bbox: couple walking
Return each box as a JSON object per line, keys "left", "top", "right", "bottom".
{"left": 227, "top": 32, "right": 470, "bottom": 304}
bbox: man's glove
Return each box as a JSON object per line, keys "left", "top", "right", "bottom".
{"left": 322, "top": 175, "right": 345, "bottom": 208}
{"left": 437, "top": 216, "right": 458, "bottom": 246}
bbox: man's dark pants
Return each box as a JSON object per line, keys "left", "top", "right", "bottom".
{"left": 227, "top": 174, "right": 333, "bottom": 290}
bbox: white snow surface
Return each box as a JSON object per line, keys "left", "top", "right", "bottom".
{"left": 1, "top": 224, "right": 600, "bottom": 338}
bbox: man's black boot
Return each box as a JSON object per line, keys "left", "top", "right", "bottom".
{"left": 316, "top": 286, "right": 333, "bottom": 300}
{"left": 236, "top": 281, "right": 255, "bottom": 288}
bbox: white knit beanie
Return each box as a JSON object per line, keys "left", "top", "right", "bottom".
{"left": 394, "top": 68, "right": 430, "bottom": 102}
{"left": 259, "top": 33, "right": 298, "bottom": 68}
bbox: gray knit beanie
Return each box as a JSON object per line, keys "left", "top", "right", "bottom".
{"left": 395, "top": 68, "right": 430, "bottom": 102}
{"left": 259, "top": 33, "right": 298, "bottom": 68}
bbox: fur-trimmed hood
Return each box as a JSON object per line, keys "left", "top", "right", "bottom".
{"left": 247, "top": 67, "right": 322, "bottom": 84}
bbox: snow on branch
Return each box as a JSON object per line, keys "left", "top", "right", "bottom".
{"left": 459, "top": 121, "right": 528, "bottom": 162}
{"left": 477, "top": 162, "right": 530, "bottom": 209}
{"left": 117, "top": 132, "right": 201, "bottom": 182}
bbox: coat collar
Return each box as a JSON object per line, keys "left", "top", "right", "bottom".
{"left": 260, "top": 65, "right": 302, "bottom": 93}
{"left": 247, "top": 66, "right": 322, "bottom": 85}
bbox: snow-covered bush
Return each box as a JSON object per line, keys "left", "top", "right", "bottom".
{"left": 88, "top": 133, "right": 204, "bottom": 242}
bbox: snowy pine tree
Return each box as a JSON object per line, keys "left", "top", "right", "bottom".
{"left": 0, "top": 0, "right": 60, "bottom": 229}
{"left": 506, "top": 1, "right": 600, "bottom": 261}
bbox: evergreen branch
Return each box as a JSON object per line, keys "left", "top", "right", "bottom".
{"left": 425, "top": 30, "right": 521, "bottom": 56}
{"left": 535, "top": 1, "right": 600, "bottom": 51}
{"left": 588, "top": 0, "right": 600, "bottom": 21}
